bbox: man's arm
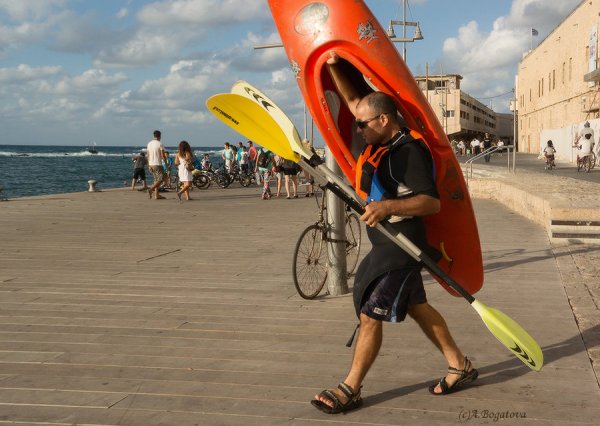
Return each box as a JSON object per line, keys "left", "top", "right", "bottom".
{"left": 326, "top": 52, "right": 361, "bottom": 116}
{"left": 360, "top": 195, "right": 440, "bottom": 228}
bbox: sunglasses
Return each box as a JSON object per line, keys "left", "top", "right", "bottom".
{"left": 355, "top": 113, "right": 386, "bottom": 129}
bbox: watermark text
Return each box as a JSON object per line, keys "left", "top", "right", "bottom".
{"left": 459, "top": 409, "right": 527, "bottom": 422}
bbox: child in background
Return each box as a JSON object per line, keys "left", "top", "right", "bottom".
{"left": 201, "top": 153, "right": 213, "bottom": 171}
{"left": 543, "top": 140, "right": 556, "bottom": 168}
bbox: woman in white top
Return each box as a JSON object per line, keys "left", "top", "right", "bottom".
{"left": 175, "top": 140, "right": 194, "bottom": 201}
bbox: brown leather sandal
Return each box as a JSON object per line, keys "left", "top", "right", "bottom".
{"left": 311, "top": 382, "right": 363, "bottom": 414}
{"left": 429, "top": 357, "right": 478, "bottom": 395}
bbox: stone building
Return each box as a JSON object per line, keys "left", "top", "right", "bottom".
{"left": 516, "top": 0, "right": 600, "bottom": 160}
{"left": 414, "top": 74, "right": 514, "bottom": 143}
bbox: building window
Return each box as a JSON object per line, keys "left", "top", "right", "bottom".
{"left": 446, "top": 110, "right": 455, "bottom": 117}
{"left": 553, "top": 69, "right": 556, "bottom": 90}
{"left": 569, "top": 57, "right": 572, "bottom": 80}
{"left": 562, "top": 62, "right": 565, "bottom": 84}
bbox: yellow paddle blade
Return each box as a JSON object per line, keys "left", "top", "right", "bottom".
{"left": 206, "top": 93, "right": 300, "bottom": 162}
{"left": 231, "top": 80, "right": 315, "bottom": 160}
{"left": 471, "top": 300, "right": 543, "bottom": 371}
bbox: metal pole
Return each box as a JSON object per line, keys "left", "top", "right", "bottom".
{"left": 513, "top": 90, "right": 517, "bottom": 173}
{"left": 402, "top": 0, "right": 407, "bottom": 61}
{"left": 325, "top": 146, "right": 348, "bottom": 296}
{"left": 303, "top": 104, "right": 308, "bottom": 140}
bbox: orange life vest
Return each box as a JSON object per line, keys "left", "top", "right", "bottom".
{"left": 355, "top": 144, "right": 389, "bottom": 201}
{"left": 355, "top": 130, "right": 427, "bottom": 202}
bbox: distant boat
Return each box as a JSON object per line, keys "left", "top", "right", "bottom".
{"left": 87, "top": 143, "right": 98, "bottom": 154}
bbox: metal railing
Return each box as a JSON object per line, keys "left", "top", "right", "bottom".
{"left": 465, "top": 145, "right": 515, "bottom": 184}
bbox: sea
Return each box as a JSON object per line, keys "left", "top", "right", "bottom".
{"left": 0, "top": 145, "right": 225, "bottom": 199}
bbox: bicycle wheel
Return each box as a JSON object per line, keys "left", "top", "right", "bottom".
{"left": 239, "top": 174, "right": 252, "bottom": 187}
{"left": 216, "top": 173, "right": 231, "bottom": 188}
{"left": 345, "top": 213, "right": 362, "bottom": 276}
{"left": 193, "top": 173, "right": 210, "bottom": 189}
{"left": 293, "top": 224, "right": 328, "bottom": 299}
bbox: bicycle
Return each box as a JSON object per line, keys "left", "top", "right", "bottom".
{"left": 192, "top": 164, "right": 232, "bottom": 189}
{"left": 292, "top": 187, "right": 362, "bottom": 299}
{"left": 577, "top": 153, "right": 593, "bottom": 173}
{"left": 544, "top": 155, "right": 555, "bottom": 171}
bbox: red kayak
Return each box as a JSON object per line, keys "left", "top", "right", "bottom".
{"left": 267, "top": 0, "right": 483, "bottom": 296}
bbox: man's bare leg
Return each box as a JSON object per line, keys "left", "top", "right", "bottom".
{"left": 407, "top": 303, "right": 474, "bottom": 393}
{"left": 314, "top": 313, "right": 382, "bottom": 407}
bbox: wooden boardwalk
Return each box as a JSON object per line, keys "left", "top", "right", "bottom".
{"left": 0, "top": 185, "right": 598, "bottom": 425}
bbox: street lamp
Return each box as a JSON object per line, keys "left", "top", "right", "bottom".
{"left": 386, "top": 0, "right": 424, "bottom": 60}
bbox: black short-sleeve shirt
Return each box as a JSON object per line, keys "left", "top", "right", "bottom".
{"left": 377, "top": 138, "right": 439, "bottom": 200}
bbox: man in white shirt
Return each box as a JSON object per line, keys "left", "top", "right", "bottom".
{"left": 147, "top": 130, "right": 167, "bottom": 200}
{"left": 470, "top": 138, "right": 480, "bottom": 156}
{"left": 577, "top": 133, "right": 593, "bottom": 157}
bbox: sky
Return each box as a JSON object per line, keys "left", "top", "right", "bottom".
{"left": 0, "top": 0, "right": 582, "bottom": 147}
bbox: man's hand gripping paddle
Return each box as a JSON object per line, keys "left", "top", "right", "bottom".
{"left": 206, "top": 84, "right": 544, "bottom": 372}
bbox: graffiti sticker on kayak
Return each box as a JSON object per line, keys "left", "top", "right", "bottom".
{"left": 358, "top": 21, "right": 379, "bottom": 44}
{"left": 291, "top": 60, "right": 301, "bottom": 79}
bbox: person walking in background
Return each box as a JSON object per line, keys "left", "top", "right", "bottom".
{"left": 247, "top": 141, "right": 258, "bottom": 171}
{"left": 302, "top": 139, "right": 316, "bottom": 196}
{"left": 131, "top": 151, "right": 147, "bottom": 191}
{"left": 236, "top": 142, "right": 244, "bottom": 168}
{"left": 282, "top": 158, "right": 299, "bottom": 199}
{"left": 496, "top": 139, "right": 505, "bottom": 156}
{"left": 201, "top": 153, "right": 213, "bottom": 171}
{"left": 470, "top": 137, "right": 480, "bottom": 156}
{"left": 222, "top": 142, "right": 234, "bottom": 171}
{"left": 450, "top": 139, "right": 458, "bottom": 155}
{"left": 175, "top": 140, "right": 194, "bottom": 202}
{"left": 256, "top": 147, "right": 273, "bottom": 200}
{"left": 147, "top": 130, "right": 167, "bottom": 200}
{"left": 457, "top": 140, "right": 466, "bottom": 156}
{"left": 272, "top": 154, "right": 284, "bottom": 197}
{"left": 239, "top": 146, "right": 250, "bottom": 174}
{"left": 162, "top": 151, "right": 173, "bottom": 189}
{"left": 483, "top": 133, "right": 492, "bottom": 162}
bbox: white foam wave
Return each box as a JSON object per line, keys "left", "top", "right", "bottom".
{"left": 0, "top": 150, "right": 128, "bottom": 158}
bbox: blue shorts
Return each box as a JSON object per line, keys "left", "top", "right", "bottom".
{"left": 360, "top": 269, "right": 427, "bottom": 322}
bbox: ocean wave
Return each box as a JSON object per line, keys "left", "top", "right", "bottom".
{"left": 0, "top": 150, "right": 129, "bottom": 158}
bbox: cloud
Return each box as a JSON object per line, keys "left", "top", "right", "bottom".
{"left": 92, "top": 1, "right": 272, "bottom": 68}
{"left": 228, "top": 32, "right": 289, "bottom": 73}
{"left": 95, "top": 59, "right": 228, "bottom": 122}
{"left": 116, "top": 8, "right": 128, "bottom": 19}
{"left": 94, "top": 31, "right": 185, "bottom": 68}
{"left": 441, "top": 0, "right": 581, "bottom": 101}
{"left": 53, "top": 69, "right": 129, "bottom": 94}
{"left": 137, "top": 0, "right": 268, "bottom": 26}
{"left": 0, "top": 0, "right": 67, "bottom": 21}
{"left": 0, "top": 21, "right": 54, "bottom": 57}
{"left": 0, "top": 64, "right": 62, "bottom": 83}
